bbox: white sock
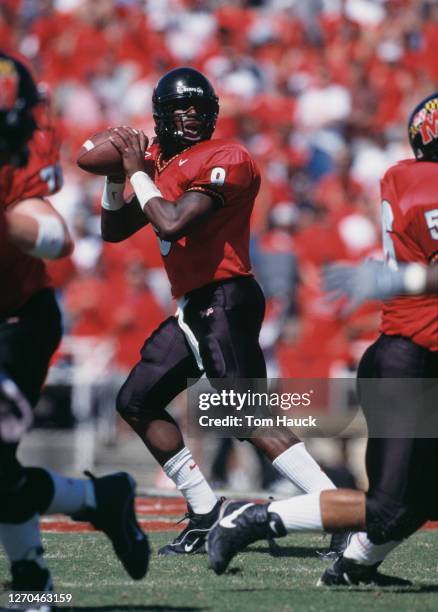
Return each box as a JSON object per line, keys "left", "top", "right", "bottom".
{"left": 45, "top": 470, "right": 96, "bottom": 515}
{"left": 268, "top": 493, "right": 323, "bottom": 531}
{"left": 163, "top": 447, "right": 217, "bottom": 514}
{"left": 344, "top": 532, "right": 401, "bottom": 566}
{"left": 273, "top": 443, "right": 336, "bottom": 493}
{"left": 0, "top": 514, "right": 45, "bottom": 563}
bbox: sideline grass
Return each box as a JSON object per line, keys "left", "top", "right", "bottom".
{"left": 1, "top": 531, "right": 438, "bottom": 611}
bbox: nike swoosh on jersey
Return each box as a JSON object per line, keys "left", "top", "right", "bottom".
{"left": 219, "top": 503, "right": 254, "bottom": 529}
{"left": 144, "top": 151, "right": 152, "bottom": 157}
{"left": 184, "top": 538, "right": 200, "bottom": 552}
{"left": 179, "top": 159, "right": 188, "bottom": 166}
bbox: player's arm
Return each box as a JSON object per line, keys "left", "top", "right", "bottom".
{"left": 100, "top": 183, "right": 149, "bottom": 243}
{"left": 425, "top": 264, "right": 438, "bottom": 292}
{"left": 5, "top": 197, "right": 73, "bottom": 259}
{"left": 101, "top": 178, "right": 214, "bottom": 243}
{"left": 108, "top": 128, "right": 218, "bottom": 241}
{"left": 131, "top": 186, "right": 216, "bottom": 241}
{"left": 323, "top": 260, "right": 437, "bottom": 313}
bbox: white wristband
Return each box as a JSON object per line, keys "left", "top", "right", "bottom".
{"left": 129, "top": 171, "right": 163, "bottom": 211}
{"left": 28, "top": 214, "right": 65, "bottom": 259}
{"left": 403, "top": 263, "right": 427, "bottom": 294}
{"left": 102, "top": 178, "right": 125, "bottom": 211}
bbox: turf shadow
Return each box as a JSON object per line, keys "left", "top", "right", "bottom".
{"left": 412, "top": 584, "right": 438, "bottom": 593}
{"left": 218, "top": 587, "right": 296, "bottom": 593}
{"left": 333, "top": 583, "right": 438, "bottom": 594}
{"left": 241, "top": 545, "right": 318, "bottom": 558}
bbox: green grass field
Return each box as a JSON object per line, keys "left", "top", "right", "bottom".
{"left": 2, "top": 531, "right": 438, "bottom": 612}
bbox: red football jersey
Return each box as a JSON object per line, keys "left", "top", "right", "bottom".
{"left": 143, "top": 138, "right": 260, "bottom": 297}
{"left": 379, "top": 159, "right": 438, "bottom": 351}
{"left": 0, "top": 115, "right": 62, "bottom": 318}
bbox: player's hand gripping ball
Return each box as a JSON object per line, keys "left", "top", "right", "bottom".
{"left": 77, "top": 127, "right": 148, "bottom": 177}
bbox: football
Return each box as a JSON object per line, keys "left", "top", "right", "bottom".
{"left": 77, "top": 128, "right": 124, "bottom": 176}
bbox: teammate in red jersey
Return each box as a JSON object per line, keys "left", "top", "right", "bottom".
{"left": 0, "top": 52, "right": 149, "bottom": 605}
{"left": 379, "top": 159, "right": 438, "bottom": 349}
{"left": 207, "top": 93, "right": 438, "bottom": 587}
{"left": 99, "top": 67, "right": 339, "bottom": 555}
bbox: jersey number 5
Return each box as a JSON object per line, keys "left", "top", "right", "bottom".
{"left": 424, "top": 209, "right": 438, "bottom": 240}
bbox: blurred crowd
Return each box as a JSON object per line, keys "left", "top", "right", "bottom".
{"left": 2, "top": 0, "right": 438, "bottom": 378}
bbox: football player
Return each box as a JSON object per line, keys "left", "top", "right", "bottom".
{"left": 98, "top": 67, "right": 341, "bottom": 556}
{"left": 0, "top": 52, "right": 149, "bottom": 605}
{"left": 207, "top": 92, "right": 438, "bottom": 586}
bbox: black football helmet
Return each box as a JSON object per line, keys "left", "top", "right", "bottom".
{"left": 152, "top": 67, "right": 219, "bottom": 152}
{"left": 0, "top": 52, "right": 39, "bottom": 167}
{"left": 408, "top": 92, "right": 438, "bottom": 162}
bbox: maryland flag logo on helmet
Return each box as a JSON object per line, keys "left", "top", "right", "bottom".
{"left": 408, "top": 93, "right": 438, "bottom": 161}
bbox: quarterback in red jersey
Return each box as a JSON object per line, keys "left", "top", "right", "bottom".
{"left": 0, "top": 52, "right": 148, "bottom": 604}
{"left": 207, "top": 93, "right": 438, "bottom": 587}
{"left": 99, "top": 67, "right": 339, "bottom": 556}
{"left": 140, "top": 137, "right": 259, "bottom": 297}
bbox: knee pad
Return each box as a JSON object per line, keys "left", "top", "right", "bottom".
{"left": 116, "top": 375, "right": 169, "bottom": 420}
{"left": 116, "top": 383, "right": 142, "bottom": 419}
{"left": 0, "top": 374, "right": 33, "bottom": 443}
{"left": 0, "top": 467, "right": 54, "bottom": 523}
{"left": 366, "top": 491, "right": 425, "bottom": 544}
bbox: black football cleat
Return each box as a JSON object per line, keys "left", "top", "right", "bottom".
{"left": 318, "top": 531, "right": 353, "bottom": 560}
{"left": 158, "top": 498, "right": 224, "bottom": 555}
{"left": 318, "top": 555, "right": 412, "bottom": 587}
{"left": 207, "top": 500, "right": 286, "bottom": 575}
{"left": 72, "top": 471, "right": 149, "bottom": 580}
{"left": 10, "top": 547, "right": 53, "bottom": 611}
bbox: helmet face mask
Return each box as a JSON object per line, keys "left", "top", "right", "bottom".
{"left": 0, "top": 53, "right": 39, "bottom": 167}
{"left": 152, "top": 67, "right": 219, "bottom": 154}
{"left": 408, "top": 93, "right": 438, "bottom": 162}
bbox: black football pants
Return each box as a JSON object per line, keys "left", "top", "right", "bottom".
{"left": 117, "top": 276, "right": 267, "bottom": 418}
{"left": 0, "top": 289, "right": 61, "bottom": 521}
{"left": 358, "top": 334, "right": 438, "bottom": 543}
